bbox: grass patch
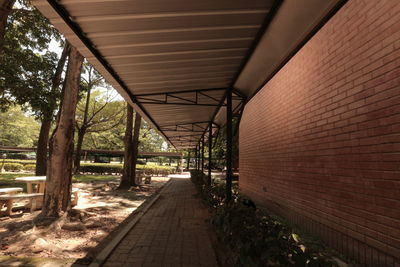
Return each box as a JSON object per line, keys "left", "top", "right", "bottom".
{"left": 73, "top": 174, "right": 118, "bottom": 183}
{"left": 0, "top": 173, "right": 34, "bottom": 190}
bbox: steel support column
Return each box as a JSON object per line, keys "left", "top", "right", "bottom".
{"left": 195, "top": 145, "right": 198, "bottom": 170}
{"left": 197, "top": 144, "right": 200, "bottom": 171}
{"left": 201, "top": 135, "right": 205, "bottom": 173}
{"left": 197, "top": 145, "right": 200, "bottom": 171}
{"left": 187, "top": 151, "right": 191, "bottom": 170}
{"left": 208, "top": 123, "right": 212, "bottom": 186}
{"left": 226, "top": 88, "right": 233, "bottom": 201}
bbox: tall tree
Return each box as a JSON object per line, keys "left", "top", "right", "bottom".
{"left": 131, "top": 112, "right": 141, "bottom": 185}
{"left": 118, "top": 104, "right": 134, "bottom": 190}
{"left": 42, "top": 46, "right": 83, "bottom": 217}
{"left": 74, "top": 69, "right": 124, "bottom": 173}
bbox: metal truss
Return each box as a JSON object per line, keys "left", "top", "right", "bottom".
{"left": 160, "top": 121, "right": 219, "bottom": 133}
{"left": 134, "top": 87, "right": 246, "bottom": 107}
{"left": 134, "top": 88, "right": 226, "bottom": 106}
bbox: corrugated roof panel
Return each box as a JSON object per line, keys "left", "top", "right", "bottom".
{"left": 60, "top": 0, "right": 272, "bottom": 16}
{"left": 81, "top": 26, "right": 260, "bottom": 47}
{"left": 33, "top": 0, "right": 274, "bottom": 149}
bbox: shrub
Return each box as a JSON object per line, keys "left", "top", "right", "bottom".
{"left": 213, "top": 201, "right": 337, "bottom": 267}
{"left": 80, "top": 163, "right": 123, "bottom": 175}
{"left": 142, "top": 165, "right": 175, "bottom": 176}
{"left": 2, "top": 159, "right": 36, "bottom": 165}
{"left": 3, "top": 163, "right": 24, "bottom": 172}
{"left": 190, "top": 171, "right": 338, "bottom": 267}
{"left": 24, "top": 164, "right": 36, "bottom": 172}
{"left": 78, "top": 163, "right": 176, "bottom": 176}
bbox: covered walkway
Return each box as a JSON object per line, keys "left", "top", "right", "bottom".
{"left": 30, "top": 0, "right": 400, "bottom": 265}
{"left": 103, "top": 177, "right": 219, "bottom": 267}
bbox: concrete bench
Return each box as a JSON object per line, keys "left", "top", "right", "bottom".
{"left": 0, "top": 193, "right": 44, "bottom": 216}
{"left": 0, "top": 187, "right": 23, "bottom": 195}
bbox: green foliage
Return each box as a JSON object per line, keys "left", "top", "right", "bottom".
{"left": 141, "top": 165, "right": 175, "bottom": 176}
{"left": 79, "top": 163, "right": 176, "bottom": 176}
{"left": 0, "top": 159, "right": 36, "bottom": 165}
{"left": 80, "top": 163, "right": 123, "bottom": 175}
{"left": 213, "top": 202, "right": 337, "bottom": 267}
{"left": 0, "top": 0, "right": 61, "bottom": 117}
{"left": 3, "top": 163, "right": 23, "bottom": 172}
{"left": 83, "top": 112, "right": 166, "bottom": 153}
{"left": 0, "top": 105, "right": 40, "bottom": 147}
{"left": 23, "top": 164, "right": 35, "bottom": 171}
{"left": 139, "top": 122, "right": 166, "bottom": 152}
{"left": 210, "top": 117, "right": 239, "bottom": 168}
{"left": 76, "top": 65, "right": 126, "bottom": 139}
{"left": 190, "top": 171, "right": 338, "bottom": 267}
{"left": 0, "top": 159, "right": 176, "bottom": 175}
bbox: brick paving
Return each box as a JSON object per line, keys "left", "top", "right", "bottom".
{"left": 103, "top": 177, "right": 219, "bottom": 267}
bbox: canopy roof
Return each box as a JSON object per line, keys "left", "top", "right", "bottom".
{"left": 33, "top": 0, "right": 345, "bottom": 150}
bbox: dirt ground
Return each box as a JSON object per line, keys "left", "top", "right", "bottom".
{"left": 0, "top": 176, "right": 169, "bottom": 265}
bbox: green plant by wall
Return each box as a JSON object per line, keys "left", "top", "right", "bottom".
{"left": 190, "top": 170, "right": 338, "bottom": 267}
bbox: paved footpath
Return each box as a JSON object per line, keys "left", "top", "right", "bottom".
{"left": 103, "top": 177, "right": 219, "bottom": 267}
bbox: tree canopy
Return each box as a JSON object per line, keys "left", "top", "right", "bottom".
{"left": 0, "top": 104, "right": 40, "bottom": 147}
{"left": 0, "top": 0, "right": 61, "bottom": 119}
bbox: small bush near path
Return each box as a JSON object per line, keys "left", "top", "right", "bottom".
{"left": 191, "top": 170, "right": 338, "bottom": 267}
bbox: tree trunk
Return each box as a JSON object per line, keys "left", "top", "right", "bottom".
{"left": 0, "top": 0, "right": 15, "bottom": 53}
{"left": 35, "top": 42, "right": 70, "bottom": 176}
{"left": 73, "top": 127, "right": 85, "bottom": 174}
{"left": 118, "top": 103, "right": 133, "bottom": 190}
{"left": 35, "top": 118, "right": 51, "bottom": 176}
{"left": 74, "top": 84, "right": 91, "bottom": 174}
{"left": 52, "top": 42, "right": 70, "bottom": 91}
{"left": 41, "top": 46, "right": 83, "bottom": 217}
{"left": 131, "top": 112, "right": 141, "bottom": 186}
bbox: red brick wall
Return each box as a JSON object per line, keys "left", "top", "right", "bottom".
{"left": 239, "top": 0, "right": 400, "bottom": 266}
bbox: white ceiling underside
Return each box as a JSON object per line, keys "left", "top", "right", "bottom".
{"left": 33, "top": 0, "right": 343, "bottom": 150}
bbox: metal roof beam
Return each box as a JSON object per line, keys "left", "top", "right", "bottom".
{"left": 135, "top": 88, "right": 226, "bottom": 107}
{"left": 162, "top": 130, "right": 204, "bottom": 133}
{"left": 133, "top": 87, "right": 225, "bottom": 97}
{"left": 140, "top": 102, "right": 224, "bottom": 107}
{"left": 160, "top": 121, "right": 212, "bottom": 127}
